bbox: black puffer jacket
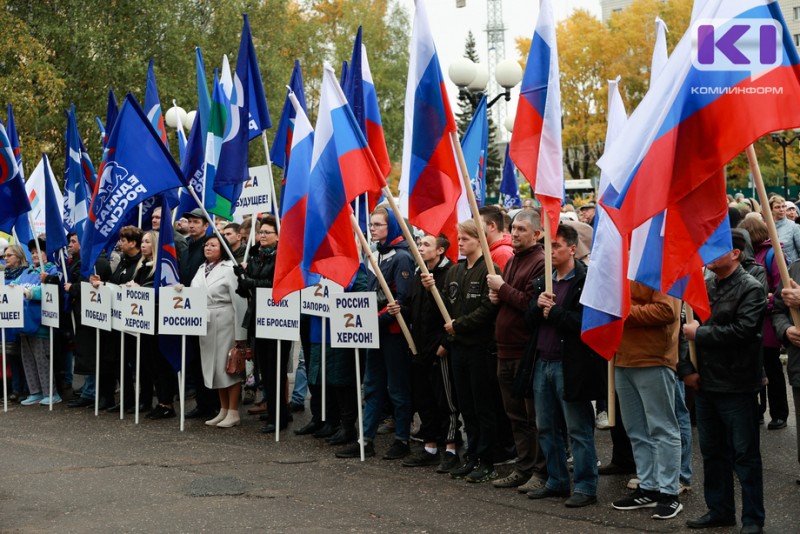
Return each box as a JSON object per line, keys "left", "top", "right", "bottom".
{"left": 515, "top": 260, "right": 606, "bottom": 401}
{"left": 236, "top": 245, "right": 276, "bottom": 335}
{"left": 680, "top": 265, "right": 765, "bottom": 393}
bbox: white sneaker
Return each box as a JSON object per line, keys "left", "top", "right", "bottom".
{"left": 595, "top": 411, "right": 609, "bottom": 430}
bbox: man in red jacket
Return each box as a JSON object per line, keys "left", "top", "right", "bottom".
{"left": 480, "top": 205, "right": 514, "bottom": 272}
{"left": 487, "top": 209, "right": 547, "bottom": 490}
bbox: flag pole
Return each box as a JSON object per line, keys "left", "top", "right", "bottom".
{"left": 684, "top": 304, "right": 699, "bottom": 371}
{"left": 275, "top": 341, "right": 282, "bottom": 442}
{"left": 180, "top": 335, "right": 186, "bottom": 432}
{"left": 350, "top": 214, "right": 417, "bottom": 355}
{"left": 747, "top": 144, "right": 800, "bottom": 327}
{"left": 185, "top": 186, "right": 239, "bottom": 265}
{"left": 2, "top": 328, "right": 6, "bottom": 413}
{"left": 450, "top": 132, "right": 496, "bottom": 276}
{"left": 542, "top": 212, "right": 554, "bottom": 294}
{"left": 607, "top": 356, "right": 615, "bottom": 427}
{"left": 381, "top": 191, "right": 452, "bottom": 323}
{"left": 355, "top": 348, "right": 365, "bottom": 461}
{"left": 260, "top": 130, "right": 281, "bottom": 232}
{"left": 321, "top": 318, "right": 327, "bottom": 421}
{"left": 119, "top": 332, "right": 125, "bottom": 419}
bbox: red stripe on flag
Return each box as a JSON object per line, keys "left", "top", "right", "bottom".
{"left": 509, "top": 97, "right": 544, "bottom": 188}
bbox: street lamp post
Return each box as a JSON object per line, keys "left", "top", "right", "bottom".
{"left": 448, "top": 58, "right": 523, "bottom": 112}
{"left": 770, "top": 129, "right": 800, "bottom": 198}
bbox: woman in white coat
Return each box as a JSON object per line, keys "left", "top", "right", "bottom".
{"left": 191, "top": 235, "right": 248, "bottom": 428}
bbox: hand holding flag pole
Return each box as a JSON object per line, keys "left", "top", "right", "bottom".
{"left": 381, "top": 192, "right": 452, "bottom": 324}
{"left": 747, "top": 144, "right": 800, "bottom": 327}
{"left": 684, "top": 305, "right": 699, "bottom": 371}
{"left": 350, "top": 213, "right": 417, "bottom": 355}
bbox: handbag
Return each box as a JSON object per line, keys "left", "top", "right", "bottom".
{"left": 225, "top": 344, "right": 247, "bottom": 375}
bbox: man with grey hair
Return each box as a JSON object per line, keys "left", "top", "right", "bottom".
{"left": 487, "top": 209, "right": 548, "bottom": 490}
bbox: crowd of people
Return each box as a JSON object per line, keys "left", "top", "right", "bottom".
{"left": 2, "top": 192, "right": 799, "bottom": 534}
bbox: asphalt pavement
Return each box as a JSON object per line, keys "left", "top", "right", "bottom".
{"left": 0, "top": 378, "right": 797, "bottom": 533}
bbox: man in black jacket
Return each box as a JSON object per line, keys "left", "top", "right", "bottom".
{"left": 395, "top": 234, "right": 460, "bottom": 472}
{"left": 682, "top": 231, "right": 766, "bottom": 534}
{"left": 524, "top": 224, "right": 605, "bottom": 508}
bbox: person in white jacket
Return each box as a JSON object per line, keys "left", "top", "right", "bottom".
{"left": 190, "top": 235, "right": 248, "bottom": 428}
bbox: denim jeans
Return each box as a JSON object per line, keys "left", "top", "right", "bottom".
{"left": 291, "top": 347, "right": 308, "bottom": 405}
{"left": 80, "top": 374, "right": 96, "bottom": 400}
{"left": 615, "top": 366, "right": 681, "bottom": 496}
{"left": 534, "top": 359, "right": 598, "bottom": 496}
{"left": 362, "top": 333, "right": 411, "bottom": 441}
{"left": 674, "top": 378, "right": 693, "bottom": 485}
{"left": 695, "top": 390, "right": 764, "bottom": 527}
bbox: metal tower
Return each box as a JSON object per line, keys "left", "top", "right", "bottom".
{"left": 486, "top": 0, "right": 507, "bottom": 139}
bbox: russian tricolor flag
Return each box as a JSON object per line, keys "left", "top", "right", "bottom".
{"left": 509, "top": 0, "right": 563, "bottom": 238}
{"left": 599, "top": 0, "right": 800, "bottom": 280}
{"left": 399, "top": 0, "right": 463, "bottom": 243}
{"left": 272, "top": 92, "right": 319, "bottom": 302}
{"left": 302, "top": 64, "right": 386, "bottom": 291}
{"left": 580, "top": 78, "right": 629, "bottom": 360}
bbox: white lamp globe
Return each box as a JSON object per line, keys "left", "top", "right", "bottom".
{"left": 468, "top": 64, "right": 490, "bottom": 92}
{"left": 184, "top": 110, "right": 197, "bottom": 129}
{"left": 165, "top": 106, "right": 188, "bottom": 129}
{"left": 448, "top": 57, "right": 477, "bottom": 88}
{"left": 495, "top": 59, "right": 523, "bottom": 89}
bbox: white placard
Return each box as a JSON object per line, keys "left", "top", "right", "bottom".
{"left": 233, "top": 165, "right": 272, "bottom": 216}
{"left": 329, "top": 292, "right": 379, "bottom": 349}
{"left": 158, "top": 286, "right": 208, "bottom": 336}
{"left": 108, "top": 283, "right": 125, "bottom": 331}
{"left": 122, "top": 286, "right": 156, "bottom": 335}
{"left": 300, "top": 279, "right": 344, "bottom": 318}
{"left": 80, "top": 282, "right": 112, "bottom": 331}
{"left": 0, "top": 285, "right": 24, "bottom": 328}
{"left": 255, "top": 288, "right": 300, "bottom": 341}
{"left": 41, "top": 284, "right": 60, "bottom": 328}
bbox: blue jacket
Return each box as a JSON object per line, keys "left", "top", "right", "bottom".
{"left": 9, "top": 263, "right": 59, "bottom": 339}
{"left": 367, "top": 209, "right": 414, "bottom": 333}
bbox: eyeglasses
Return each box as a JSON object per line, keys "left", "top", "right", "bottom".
{"left": 259, "top": 230, "right": 276, "bottom": 235}
{"left": 368, "top": 223, "right": 387, "bottom": 228}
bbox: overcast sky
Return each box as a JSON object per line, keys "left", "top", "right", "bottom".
{"left": 397, "top": 0, "right": 602, "bottom": 131}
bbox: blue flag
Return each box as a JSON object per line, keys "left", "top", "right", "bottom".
{"left": 177, "top": 112, "right": 205, "bottom": 217}
{"left": 270, "top": 60, "right": 307, "bottom": 171}
{"left": 80, "top": 94, "right": 186, "bottom": 278}
{"left": 154, "top": 193, "right": 185, "bottom": 371}
{"left": 460, "top": 95, "right": 489, "bottom": 207}
{"left": 344, "top": 27, "right": 365, "bottom": 134}
{"left": 145, "top": 59, "right": 168, "bottom": 147}
{"left": 105, "top": 88, "right": 119, "bottom": 148}
{"left": 42, "top": 153, "right": 68, "bottom": 260}
{"left": 2, "top": 107, "right": 34, "bottom": 261}
{"left": 214, "top": 14, "right": 270, "bottom": 187}
{"left": 0, "top": 118, "right": 32, "bottom": 234}
{"left": 63, "top": 106, "right": 91, "bottom": 242}
{"left": 195, "top": 47, "right": 211, "bottom": 141}
{"left": 499, "top": 144, "right": 521, "bottom": 209}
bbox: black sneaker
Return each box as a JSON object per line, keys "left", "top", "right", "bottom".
{"left": 383, "top": 440, "right": 411, "bottom": 460}
{"left": 402, "top": 449, "right": 440, "bottom": 467}
{"left": 450, "top": 457, "right": 477, "bottom": 479}
{"left": 335, "top": 441, "right": 375, "bottom": 458}
{"left": 612, "top": 488, "right": 660, "bottom": 510}
{"left": 466, "top": 461, "right": 498, "bottom": 483}
{"left": 652, "top": 494, "right": 683, "bottom": 519}
{"left": 437, "top": 452, "right": 461, "bottom": 473}
{"left": 147, "top": 405, "right": 176, "bottom": 420}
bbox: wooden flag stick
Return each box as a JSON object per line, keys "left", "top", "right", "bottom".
{"left": 351, "top": 214, "right": 418, "bottom": 355}
{"left": 381, "top": 191, "right": 452, "bottom": 323}
{"left": 607, "top": 355, "right": 616, "bottom": 427}
{"left": 451, "top": 131, "right": 496, "bottom": 276}
{"left": 685, "top": 304, "right": 699, "bottom": 371}
{"left": 542, "top": 213, "right": 554, "bottom": 294}
{"left": 747, "top": 144, "right": 800, "bottom": 327}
